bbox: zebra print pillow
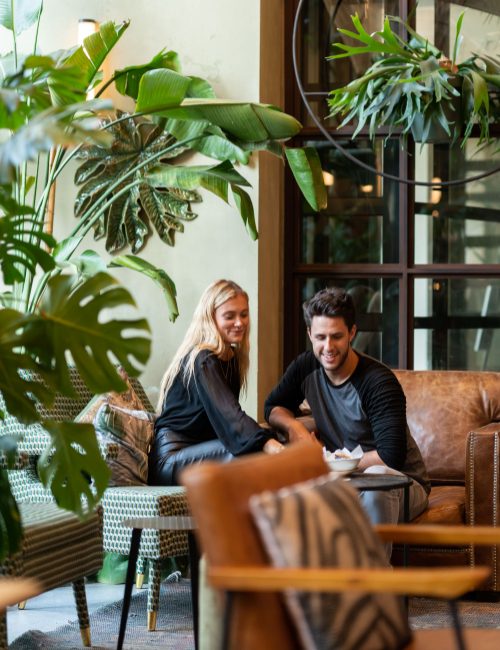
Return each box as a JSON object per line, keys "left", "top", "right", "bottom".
{"left": 249, "top": 475, "right": 411, "bottom": 650}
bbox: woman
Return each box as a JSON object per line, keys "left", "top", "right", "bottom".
{"left": 149, "top": 279, "right": 284, "bottom": 485}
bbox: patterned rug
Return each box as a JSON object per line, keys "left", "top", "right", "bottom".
{"left": 409, "top": 597, "right": 500, "bottom": 630}
{"left": 9, "top": 579, "right": 194, "bottom": 650}
{"left": 9, "top": 582, "right": 500, "bottom": 649}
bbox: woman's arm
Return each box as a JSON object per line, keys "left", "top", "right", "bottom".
{"left": 196, "top": 353, "right": 278, "bottom": 456}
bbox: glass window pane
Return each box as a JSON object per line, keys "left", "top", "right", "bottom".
{"left": 300, "top": 277, "right": 399, "bottom": 367}
{"left": 414, "top": 278, "right": 500, "bottom": 370}
{"left": 301, "top": 140, "right": 400, "bottom": 264}
{"left": 414, "top": 141, "right": 500, "bottom": 264}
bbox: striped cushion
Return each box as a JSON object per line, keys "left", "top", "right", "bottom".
{"left": 250, "top": 476, "right": 411, "bottom": 650}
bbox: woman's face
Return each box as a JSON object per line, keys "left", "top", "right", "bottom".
{"left": 214, "top": 294, "right": 249, "bottom": 346}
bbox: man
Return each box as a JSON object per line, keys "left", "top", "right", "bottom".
{"left": 265, "top": 287, "right": 430, "bottom": 531}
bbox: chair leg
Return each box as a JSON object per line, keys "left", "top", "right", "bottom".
{"left": 72, "top": 578, "right": 91, "bottom": 647}
{"left": 136, "top": 555, "right": 146, "bottom": 588}
{"left": 147, "top": 559, "right": 162, "bottom": 631}
{"left": 0, "top": 611, "right": 7, "bottom": 650}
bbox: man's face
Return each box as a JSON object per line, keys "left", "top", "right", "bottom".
{"left": 308, "top": 315, "right": 356, "bottom": 379}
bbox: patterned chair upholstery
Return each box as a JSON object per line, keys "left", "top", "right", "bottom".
{"left": 1, "top": 369, "right": 190, "bottom": 632}
{"left": 0, "top": 502, "right": 102, "bottom": 649}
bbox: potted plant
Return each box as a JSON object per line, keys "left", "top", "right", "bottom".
{"left": 0, "top": 0, "right": 326, "bottom": 559}
{"left": 327, "top": 12, "right": 500, "bottom": 146}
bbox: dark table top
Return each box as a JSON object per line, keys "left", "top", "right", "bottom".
{"left": 347, "top": 472, "right": 413, "bottom": 491}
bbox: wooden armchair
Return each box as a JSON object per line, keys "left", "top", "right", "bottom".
{"left": 181, "top": 443, "right": 500, "bottom": 650}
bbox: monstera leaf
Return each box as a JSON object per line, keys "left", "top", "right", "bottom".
{"left": 0, "top": 308, "right": 54, "bottom": 423}
{"left": 74, "top": 111, "right": 201, "bottom": 252}
{"left": 32, "top": 272, "right": 151, "bottom": 395}
{"left": 38, "top": 420, "right": 110, "bottom": 517}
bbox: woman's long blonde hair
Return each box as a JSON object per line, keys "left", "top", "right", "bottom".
{"left": 157, "top": 279, "right": 250, "bottom": 412}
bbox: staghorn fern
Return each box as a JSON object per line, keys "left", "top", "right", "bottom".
{"left": 74, "top": 110, "right": 201, "bottom": 253}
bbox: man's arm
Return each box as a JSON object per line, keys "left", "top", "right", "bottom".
{"left": 268, "top": 406, "right": 318, "bottom": 444}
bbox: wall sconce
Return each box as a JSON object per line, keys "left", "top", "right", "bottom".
{"left": 322, "top": 170, "right": 334, "bottom": 187}
{"left": 360, "top": 184, "right": 373, "bottom": 194}
{"left": 430, "top": 177, "right": 442, "bottom": 205}
{"left": 78, "top": 18, "right": 99, "bottom": 45}
{"left": 78, "top": 19, "right": 99, "bottom": 98}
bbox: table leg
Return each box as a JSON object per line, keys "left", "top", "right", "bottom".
{"left": 188, "top": 531, "right": 199, "bottom": 650}
{"left": 403, "top": 484, "right": 410, "bottom": 567}
{"left": 117, "top": 527, "right": 142, "bottom": 650}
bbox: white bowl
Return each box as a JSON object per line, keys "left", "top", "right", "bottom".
{"left": 327, "top": 457, "right": 360, "bottom": 473}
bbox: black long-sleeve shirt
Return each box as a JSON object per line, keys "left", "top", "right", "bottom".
{"left": 154, "top": 349, "right": 275, "bottom": 456}
{"left": 265, "top": 351, "right": 430, "bottom": 492}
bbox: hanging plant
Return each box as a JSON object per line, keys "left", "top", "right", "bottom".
{"left": 327, "top": 12, "right": 500, "bottom": 147}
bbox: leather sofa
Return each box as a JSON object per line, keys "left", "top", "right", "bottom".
{"left": 391, "top": 370, "right": 500, "bottom": 589}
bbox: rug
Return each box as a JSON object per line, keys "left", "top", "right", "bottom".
{"left": 10, "top": 584, "right": 500, "bottom": 649}
{"left": 10, "top": 579, "right": 194, "bottom": 650}
{"left": 409, "top": 597, "right": 500, "bottom": 630}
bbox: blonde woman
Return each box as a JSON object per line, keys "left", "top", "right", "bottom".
{"left": 149, "top": 279, "right": 284, "bottom": 486}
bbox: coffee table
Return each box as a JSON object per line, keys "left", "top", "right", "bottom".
{"left": 117, "top": 515, "right": 198, "bottom": 650}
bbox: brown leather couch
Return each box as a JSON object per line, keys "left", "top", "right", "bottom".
{"left": 391, "top": 370, "right": 500, "bottom": 589}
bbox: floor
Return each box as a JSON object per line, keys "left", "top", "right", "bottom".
{"left": 6, "top": 581, "right": 125, "bottom": 645}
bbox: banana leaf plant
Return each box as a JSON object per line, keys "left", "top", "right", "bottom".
{"left": 0, "top": 0, "right": 326, "bottom": 561}
{"left": 327, "top": 12, "right": 500, "bottom": 146}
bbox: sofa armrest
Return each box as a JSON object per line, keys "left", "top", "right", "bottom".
{"left": 466, "top": 423, "right": 500, "bottom": 526}
{"left": 466, "top": 424, "right": 500, "bottom": 591}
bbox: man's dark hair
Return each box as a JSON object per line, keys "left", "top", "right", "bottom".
{"left": 303, "top": 287, "right": 356, "bottom": 330}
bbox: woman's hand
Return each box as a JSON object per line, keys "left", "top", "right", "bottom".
{"left": 263, "top": 439, "right": 285, "bottom": 455}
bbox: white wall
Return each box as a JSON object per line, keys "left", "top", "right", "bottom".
{"left": 8, "top": 0, "right": 261, "bottom": 414}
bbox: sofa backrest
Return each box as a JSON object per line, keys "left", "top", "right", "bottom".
{"left": 394, "top": 370, "right": 500, "bottom": 483}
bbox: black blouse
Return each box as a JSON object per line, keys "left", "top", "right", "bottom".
{"left": 154, "top": 349, "right": 274, "bottom": 455}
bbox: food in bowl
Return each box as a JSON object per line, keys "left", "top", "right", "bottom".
{"left": 323, "top": 446, "right": 362, "bottom": 474}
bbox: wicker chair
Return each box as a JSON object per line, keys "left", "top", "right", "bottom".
{"left": 0, "top": 501, "right": 103, "bottom": 649}
{"left": 1, "top": 369, "right": 190, "bottom": 632}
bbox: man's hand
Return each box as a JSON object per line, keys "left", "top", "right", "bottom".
{"left": 357, "top": 449, "right": 385, "bottom": 470}
{"left": 263, "top": 439, "right": 285, "bottom": 455}
{"left": 268, "top": 406, "right": 320, "bottom": 446}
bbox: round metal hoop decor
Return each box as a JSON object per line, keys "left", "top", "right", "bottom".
{"left": 292, "top": 0, "right": 500, "bottom": 187}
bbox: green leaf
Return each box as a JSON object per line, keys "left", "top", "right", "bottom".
{"left": 138, "top": 95, "right": 302, "bottom": 142}
{"left": 0, "top": 99, "right": 113, "bottom": 183}
{"left": 109, "top": 255, "right": 179, "bottom": 322}
{"left": 232, "top": 185, "right": 257, "bottom": 240}
{"left": 114, "top": 49, "right": 181, "bottom": 100}
{"left": 452, "top": 12, "right": 465, "bottom": 69}
{"left": 0, "top": 308, "right": 53, "bottom": 423}
{"left": 135, "top": 68, "right": 191, "bottom": 112}
{"left": 284, "top": 147, "right": 327, "bottom": 211}
{"left": 0, "top": 214, "right": 56, "bottom": 285}
{"left": 34, "top": 272, "right": 151, "bottom": 395}
{"left": 148, "top": 160, "right": 251, "bottom": 205}
{"left": 0, "top": 0, "right": 42, "bottom": 34}
{"left": 38, "top": 420, "right": 110, "bottom": 516}
{"left": 186, "top": 76, "right": 216, "bottom": 99}
{"left": 63, "top": 20, "right": 130, "bottom": 91}
{"left": 0, "top": 469, "right": 22, "bottom": 561}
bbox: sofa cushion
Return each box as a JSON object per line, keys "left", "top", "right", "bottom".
{"left": 250, "top": 474, "right": 411, "bottom": 650}
{"left": 411, "top": 486, "right": 465, "bottom": 525}
{"left": 93, "top": 403, "right": 154, "bottom": 486}
{"left": 75, "top": 367, "right": 152, "bottom": 426}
